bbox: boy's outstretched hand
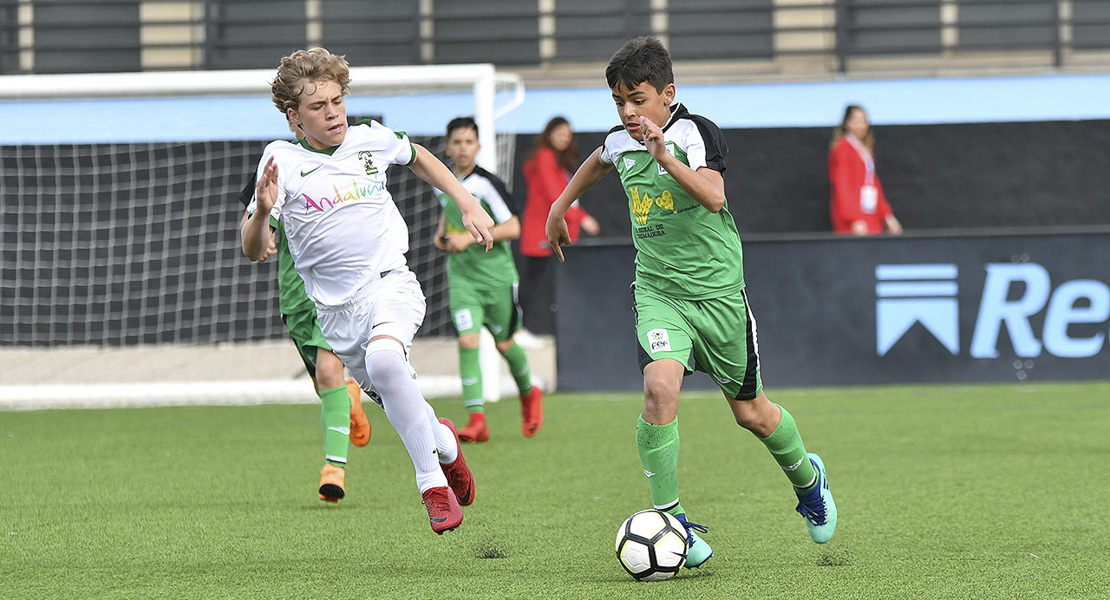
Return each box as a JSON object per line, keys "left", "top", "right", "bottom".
{"left": 545, "top": 215, "right": 571, "bottom": 263}
{"left": 460, "top": 203, "right": 495, "bottom": 252}
{"left": 255, "top": 156, "right": 278, "bottom": 213}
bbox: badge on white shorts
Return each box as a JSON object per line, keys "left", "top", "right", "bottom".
{"left": 647, "top": 329, "right": 672, "bottom": 353}
{"left": 860, "top": 185, "right": 878, "bottom": 214}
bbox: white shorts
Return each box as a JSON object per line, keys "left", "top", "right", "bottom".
{"left": 315, "top": 268, "right": 427, "bottom": 403}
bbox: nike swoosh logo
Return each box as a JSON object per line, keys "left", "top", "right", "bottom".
{"left": 300, "top": 165, "right": 322, "bottom": 177}
{"left": 430, "top": 515, "right": 448, "bottom": 523}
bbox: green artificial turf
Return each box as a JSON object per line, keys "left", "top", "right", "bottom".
{"left": 1, "top": 381, "right": 1107, "bottom": 599}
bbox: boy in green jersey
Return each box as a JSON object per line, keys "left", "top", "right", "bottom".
{"left": 239, "top": 121, "right": 370, "bottom": 503}
{"left": 545, "top": 37, "right": 837, "bottom": 567}
{"left": 433, "top": 117, "right": 544, "bottom": 443}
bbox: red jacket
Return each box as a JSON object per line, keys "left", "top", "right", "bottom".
{"left": 520, "top": 147, "right": 590, "bottom": 257}
{"left": 828, "top": 136, "right": 893, "bottom": 235}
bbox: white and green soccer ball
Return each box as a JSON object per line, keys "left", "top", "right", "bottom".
{"left": 614, "top": 509, "right": 688, "bottom": 581}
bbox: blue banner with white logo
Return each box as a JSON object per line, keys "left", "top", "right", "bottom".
{"left": 554, "top": 232, "right": 1110, "bottom": 391}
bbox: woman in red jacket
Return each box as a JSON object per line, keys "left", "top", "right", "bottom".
{"left": 518, "top": 117, "right": 599, "bottom": 335}
{"left": 828, "top": 105, "right": 903, "bottom": 236}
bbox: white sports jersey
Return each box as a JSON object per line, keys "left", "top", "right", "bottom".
{"left": 250, "top": 121, "right": 417, "bottom": 307}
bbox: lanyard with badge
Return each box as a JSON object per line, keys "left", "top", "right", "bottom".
{"left": 846, "top": 134, "right": 878, "bottom": 214}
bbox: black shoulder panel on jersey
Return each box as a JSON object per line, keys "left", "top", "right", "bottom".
{"left": 237, "top": 172, "right": 256, "bottom": 208}
{"left": 685, "top": 112, "right": 728, "bottom": 174}
{"left": 472, "top": 165, "right": 520, "bottom": 214}
{"left": 608, "top": 124, "right": 625, "bottom": 135}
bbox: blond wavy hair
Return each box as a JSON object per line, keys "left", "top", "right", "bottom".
{"left": 271, "top": 47, "right": 351, "bottom": 115}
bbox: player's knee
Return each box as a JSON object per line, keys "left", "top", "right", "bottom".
{"left": 365, "top": 338, "right": 407, "bottom": 385}
{"left": 732, "top": 407, "right": 759, "bottom": 430}
{"left": 731, "top": 394, "right": 777, "bottom": 436}
{"left": 642, "top": 382, "right": 679, "bottom": 421}
{"left": 643, "top": 369, "right": 678, "bottom": 399}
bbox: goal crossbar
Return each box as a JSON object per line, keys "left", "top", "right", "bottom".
{"left": 0, "top": 64, "right": 525, "bottom": 172}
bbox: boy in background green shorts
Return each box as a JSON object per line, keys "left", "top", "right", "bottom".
{"left": 545, "top": 37, "right": 837, "bottom": 568}
{"left": 433, "top": 116, "right": 543, "bottom": 443}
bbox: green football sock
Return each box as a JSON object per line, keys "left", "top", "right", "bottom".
{"left": 636, "top": 416, "right": 686, "bottom": 516}
{"left": 319, "top": 385, "right": 351, "bottom": 467}
{"left": 459, "top": 346, "right": 484, "bottom": 414}
{"left": 499, "top": 341, "right": 532, "bottom": 396}
{"left": 759, "top": 404, "right": 817, "bottom": 489}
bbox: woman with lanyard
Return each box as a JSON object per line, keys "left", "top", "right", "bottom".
{"left": 828, "top": 105, "right": 903, "bottom": 236}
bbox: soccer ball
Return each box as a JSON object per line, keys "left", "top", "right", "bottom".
{"left": 614, "top": 509, "right": 688, "bottom": 581}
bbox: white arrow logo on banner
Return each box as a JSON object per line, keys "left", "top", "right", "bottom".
{"left": 875, "top": 264, "right": 960, "bottom": 356}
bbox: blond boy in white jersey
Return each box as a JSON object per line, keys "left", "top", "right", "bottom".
{"left": 242, "top": 47, "right": 495, "bottom": 534}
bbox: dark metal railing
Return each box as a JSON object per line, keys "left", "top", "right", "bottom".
{"left": 0, "top": 0, "right": 1107, "bottom": 75}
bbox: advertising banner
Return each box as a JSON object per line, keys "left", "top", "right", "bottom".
{"left": 554, "top": 233, "right": 1110, "bottom": 391}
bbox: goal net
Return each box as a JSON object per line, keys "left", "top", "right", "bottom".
{"left": 0, "top": 65, "right": 524, "bottom": 408}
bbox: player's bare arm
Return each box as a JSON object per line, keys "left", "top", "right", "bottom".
{"left": 409, "top": 144, "right": 495, "bottom": 251}
{"left": 239, "top": 212, "right": 277, "bottom": 262}
{"left": 545, "top": 147, "right": 612, "bottom": 263}
{"left": 639, "top": 116, "right": 726, "bottom": 213}
{"left": 242, "top": 156, "right": 279, "bottom": 260}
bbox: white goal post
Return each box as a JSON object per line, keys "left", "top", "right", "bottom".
{"left": 0, "top": 64, "right": 528, "bottom": 410}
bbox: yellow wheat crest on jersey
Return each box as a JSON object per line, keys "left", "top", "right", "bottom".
{"left": 630, "top": 187, "right": 653, "bottom": 225}
{"left": 655, "top": 190, "right": 674, "bottom": 212}
{"left": 357, "top": 151, "right": 379, "bottom": 175}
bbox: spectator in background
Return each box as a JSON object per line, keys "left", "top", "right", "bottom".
{"left": 828, "top": 105, "right": 903, "bottom": 236}
{"left": 518, "top": 117, "right": 600, "bottom": 335}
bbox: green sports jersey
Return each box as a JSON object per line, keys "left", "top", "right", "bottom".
{"left": 435, "top": 165, "right": 519, "bottom": 288}
{"left": 271, "top": 216, "right": 316, "bottom": 316}
{"left": 600, "top": 103, "right": 743, "bottom": 300}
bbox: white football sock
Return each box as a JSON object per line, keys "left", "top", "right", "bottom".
{"left": 365, "top": 339, "right": 447, "bottom": 493}
{"left": 426, "top": 402, "right": 457, "bottom": 465}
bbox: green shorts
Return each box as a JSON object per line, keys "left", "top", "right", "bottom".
{"left": 448, "top": 281, "right": 522, "bottom": 342}
{"left": 281, "top": 301, "right": 332, "bottom": 378}
{"left": 633, "top": 284, "right": 763, "bottom": 400}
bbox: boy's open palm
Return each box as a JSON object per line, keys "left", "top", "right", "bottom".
{"left": 255, "top": 156, "right": 278, "bottom": 213}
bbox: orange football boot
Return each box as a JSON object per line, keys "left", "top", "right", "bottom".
{"left": 318, "top": 464, "right": 345, "bottom": 503}
{"left": 520, "top": 386, "right": 544, "bottom": 437}
{"left": 347, "top": 379, "right": 371, "bottom": 447}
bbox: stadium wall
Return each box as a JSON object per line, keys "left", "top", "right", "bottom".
{"left": 517, "top": 119, "right": 1110, "bottom": 236}
{"left": 554, "top": 232, "right": 1110, "bottom": 391}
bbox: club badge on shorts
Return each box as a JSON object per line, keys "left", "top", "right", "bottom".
{"left": 647, "top": 328, "right": 671, "bottom": 353}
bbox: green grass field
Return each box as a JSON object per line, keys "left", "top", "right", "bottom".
{"left": 2, "top": 381, "right": 1108, "bottom": 599}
